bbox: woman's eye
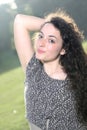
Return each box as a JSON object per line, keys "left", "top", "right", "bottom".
{"left": 38, "top": 34, "right": 43, "bottom": 39}
{"left": 49, "top": 39, "right": 55, "bottom": 44}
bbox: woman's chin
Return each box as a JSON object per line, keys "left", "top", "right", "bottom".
{"left": 36, "top": 53, "right": 43, "bottom": 60}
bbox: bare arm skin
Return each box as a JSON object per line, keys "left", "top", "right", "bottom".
{"left": 14, "top": 14, "right": 44, "bottom": 72}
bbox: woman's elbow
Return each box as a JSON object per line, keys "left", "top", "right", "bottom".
{"left": 14, "top": 14, "right": 23, "bottom": 25}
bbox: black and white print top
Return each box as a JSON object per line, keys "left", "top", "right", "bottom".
{"left": 24, "top": 54, "right": 87, "bottom": 130}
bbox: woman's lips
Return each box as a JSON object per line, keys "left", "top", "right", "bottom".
{"left": 37, "top": 49, "right": 45, "bottom": 53}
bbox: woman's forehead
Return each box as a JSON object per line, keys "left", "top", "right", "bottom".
{"left": 40, "top": 23, "right": 61, "bottom": 38}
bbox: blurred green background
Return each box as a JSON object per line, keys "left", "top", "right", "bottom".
{"left": 0, "top": 0, "right": 87, "bottom": 130}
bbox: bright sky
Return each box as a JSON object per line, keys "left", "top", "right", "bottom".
{"left": 0, "top": 0, "right": 17, "bottom": 9}
{"left": 0, "top": 0, "right": 14, "bottom": 4}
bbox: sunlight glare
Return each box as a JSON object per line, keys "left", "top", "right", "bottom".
{"left": 0, "top": 0, "right": 17, "bottom": 9}
{"left": 0, "top": 0, "right": 14, "bottom": 5}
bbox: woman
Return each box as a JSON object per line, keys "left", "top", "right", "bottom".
{"left": 14, "top": 9, "right": 87, "bottom": 130}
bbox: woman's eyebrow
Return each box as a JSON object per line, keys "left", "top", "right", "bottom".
{"left": 39, "top": 31, "right": 44, "bottom": 35}
{"left": 48, "top": 35, "right": 58, "bottom": 40}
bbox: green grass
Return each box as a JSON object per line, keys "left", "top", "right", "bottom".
{"left": 0, "top": 67, "right": 29, "bottom": 130}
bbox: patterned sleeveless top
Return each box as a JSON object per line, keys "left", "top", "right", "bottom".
{"left": 24, "top": 54, "right": 87, "bottom": 130}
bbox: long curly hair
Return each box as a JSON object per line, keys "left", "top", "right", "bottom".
{"left": 45, "top": 9, "right": 87, "bottom": 123}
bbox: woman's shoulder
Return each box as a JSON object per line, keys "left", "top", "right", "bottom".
{"left": 25, "top": 53, "right": 43, "bottom": 79}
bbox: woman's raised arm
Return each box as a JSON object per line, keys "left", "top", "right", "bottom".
{"left": 14, "top": 14, "right": 44, "bottom": 72}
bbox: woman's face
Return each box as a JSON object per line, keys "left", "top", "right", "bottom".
{"left": 35, "top": 23, "right": 65, "bottom": 63}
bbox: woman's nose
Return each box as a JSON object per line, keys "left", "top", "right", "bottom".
{"left": 39, "top": 38, "right": 46, "bottom": 47}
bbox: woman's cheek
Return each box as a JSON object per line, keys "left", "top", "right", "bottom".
{"left": 47, "top": 45, "right": 54, "bottom": 50}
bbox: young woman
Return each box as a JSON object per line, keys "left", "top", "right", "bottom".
{"left": 14, "top": 10, "right": 87, "bottom": 130}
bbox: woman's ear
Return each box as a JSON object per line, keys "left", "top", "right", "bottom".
{"left": 60, "top": 48, "right": 66, "bottom": 55}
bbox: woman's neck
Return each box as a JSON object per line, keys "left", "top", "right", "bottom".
{"left": 43, "top": 60, "right": 67, "bottom": 80}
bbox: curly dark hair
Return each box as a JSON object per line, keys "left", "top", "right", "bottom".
{"left": 45, "top": 10, "right": 87, "bottom": 123}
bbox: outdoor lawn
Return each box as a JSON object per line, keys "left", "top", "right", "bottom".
{"left": 0, "top": 51, "right": 29, "bottom": 130}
